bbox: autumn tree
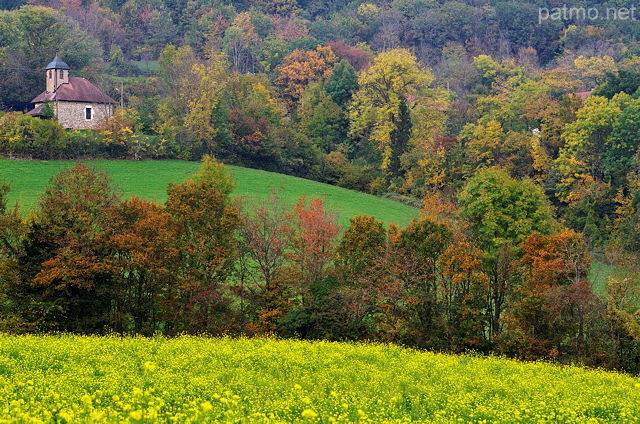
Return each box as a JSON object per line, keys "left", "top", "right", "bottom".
{"left": 156, "top": 46, "right": 229, "bottom": 159}
{"left": 218, "top": 73, "right": 285, "bottom": 169}
{"left": 459, "top": 167, "right": 556, "bottom": 341}
{"left": 19, "top": 163, "right": 121, "bottom": 332}
{"left": 336, "top": 214, "right": 386, "bottom": 283}
{"left": 108, "top": 197, "right": 180, "bottom": 334}
{"left": 222, "top": 11, "right": 261, "bottom": 73}
{"left": 279, "top": 196, "right": 341, "bottom": 338}
{"left": 349, "top": 48, "right": 441, "bottom": 183}
{"left": 275, "top": 45, "right": 338, "bottom": 111}
{"left": 438, "top": 241, "right": 490, "bottom": 351}
{"left": 288, "top": 196, "right": 339, "bottom": 288}
{"left": 396, "top": 217, "right": 451, "bottom": 348}
{"left": 0, "top": 112, "right": 68, "bottom": 159}
{"left": 327, "top": 41, "right": 372, "bottom": 72}
{"left": 504, "top": 231, "right": 595, "bottom": 361}
{"left": 164, "top": 156, "right": 241, "bottom": 334}
{"left": 572, "top": 55, "right": 617, "bottom": 88}
{"left": 237, "top": 192, "right": 294, "bottom": 334}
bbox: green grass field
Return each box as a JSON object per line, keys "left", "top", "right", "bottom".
{"left": 0, "top": 159, "right": 418, "bottom": 229}
{"left": 0, "top": 335, "right": 637, "bottom": 423}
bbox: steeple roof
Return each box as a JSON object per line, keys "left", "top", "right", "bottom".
{"left": 46, "top": 55, "right": 70, "bottom": 70}
{"left": 31, "top": 77, "right": 117, "bottom": 104}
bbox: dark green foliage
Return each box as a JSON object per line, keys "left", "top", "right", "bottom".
{"left": 604, "top": 102, "right": 640, "bottom": 186}
{"left": 0, "top": 0, "right": 25, "bottom": 10}
{"left": 326, "top": 59, "right": 358, "bottom": 106}
{"left": 396, "top": 217, "right": 452, "bottom": 348}
{"left": 389, "top": 97, "right": 411, "bottom": 179}
{"left": 593, "top": 70, "right": 640, "bottom": 99}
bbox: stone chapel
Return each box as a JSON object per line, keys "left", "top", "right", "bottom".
{"left": 28, "top": 55, "right": 117, "bottom": 129}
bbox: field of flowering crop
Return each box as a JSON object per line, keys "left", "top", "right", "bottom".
{"left": 0, "top": 334, "right": 638, "bottom": 423}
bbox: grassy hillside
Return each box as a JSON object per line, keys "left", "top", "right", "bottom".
{"left": 0, "top": 335, "right": 637, "bottom": 423}
{"left": 0, "top": 159, "right": 418, "bottom": 229}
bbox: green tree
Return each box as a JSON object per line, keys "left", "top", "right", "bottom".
{"left": 396, "top": 217, "right": 451, "bottom": 348}
{"left": 459, "top": 167, "right": 556, "bottom": 341}
{"left": 459, "top": 167, "right": 555, "bottom": 252}
{"left": 296, "top": 82, "right": 348, "bottom": 154}
{"left": 604, "top": 99, "right": 640, "bottom": 187}
{"left": 326, "top": 59, "right": 358, "bottom": 106}
{"left": 555, "top": 94, "right": 627, "bottom": 200}
{"left": 593, "top": 70, "right": 640, "bottom": 99}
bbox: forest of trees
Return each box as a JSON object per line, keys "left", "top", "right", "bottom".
{"left": 0, "top": 159, "right": 638, "bottom": 374}
{"left": 1, "top": 0, "right": 640, "bottom": 372}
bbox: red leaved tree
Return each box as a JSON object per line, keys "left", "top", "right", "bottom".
{"left": 503, "top": 230, "right": 596, "bottom": 361}
{"left": 237, "top": 192, "right": 294, "bottom": 334}
{"left": 289, "top": 196, "right": 340, "bottom": 290}
{"left": 108, "top": 197, "right": 181, "bottom": 334}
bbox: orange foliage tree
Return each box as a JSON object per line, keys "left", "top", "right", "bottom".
{"left": 275, "top": 46, "right": 338, "bottom": 111}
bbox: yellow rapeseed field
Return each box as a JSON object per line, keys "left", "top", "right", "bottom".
{"left": 0, "top": 334, "right": 637, "bottom": 423}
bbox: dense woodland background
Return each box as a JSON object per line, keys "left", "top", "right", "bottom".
{"left": 1, "top": 0, "right": 640, "bottom": 373}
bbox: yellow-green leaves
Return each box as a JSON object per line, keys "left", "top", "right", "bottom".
{"left": 349, "top": 48, "right": 436, "bottom": 174}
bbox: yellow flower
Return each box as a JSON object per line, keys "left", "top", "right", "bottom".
{"left": 143, "top": 361, "right": 157, "bottom": 372}
{"left": 301, "top": 409, "right": 318, "bottom": 419}
{"left": 201, "top": 401, "right": 213, "bottom": 412}
{"left": 129, "top": 410, "right": 143, "bottom": 420}
{"left": 90, "top": 411, "right": 105, "bottom": 420}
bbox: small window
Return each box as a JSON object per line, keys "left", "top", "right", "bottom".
{"left": 48, "top": 70, "right": 52, "bottom": 79}
{"left": 85, "top": 107, "right": 93, "bottom": 120}
{"left": 60, "top": 70, "right": 64, "bottom": 79}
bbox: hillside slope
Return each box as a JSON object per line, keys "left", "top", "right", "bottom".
{"left": 0, "top": 159, "right": 418, "bottom": 228}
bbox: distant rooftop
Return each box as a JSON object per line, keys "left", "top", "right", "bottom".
{"left": 575, "top": 91, "right": 592, "bottom": 100}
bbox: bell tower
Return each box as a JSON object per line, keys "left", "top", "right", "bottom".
{"left": 46, "top": 54, "right": 70, "bottom": 93}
